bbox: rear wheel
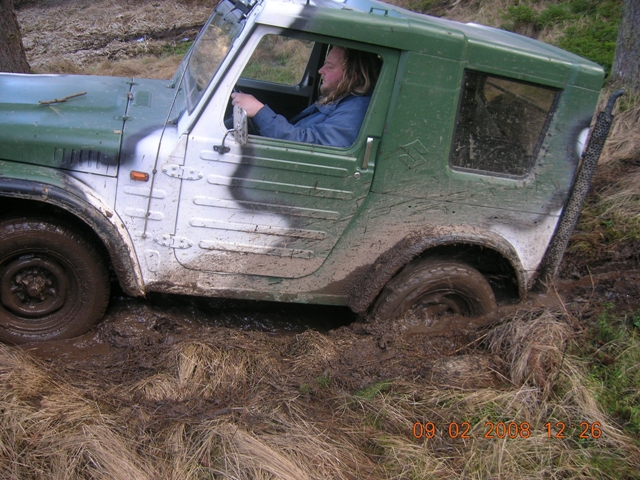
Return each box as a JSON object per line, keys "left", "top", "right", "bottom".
{"left": 0, "top": 218, "right": 110, "bottom": 344}
{"left": 371, "top": 258, "right": 497, "bottom": 325}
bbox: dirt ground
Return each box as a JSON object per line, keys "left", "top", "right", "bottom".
{"left": 12, "top": 0, "right": 639, "bottom": 380}
{"left": 19, "top": 263, "right": 639, "bottom": 395}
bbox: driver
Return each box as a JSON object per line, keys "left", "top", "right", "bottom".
{"left": 230, "top": 46, "right": 380, "bottom": 148}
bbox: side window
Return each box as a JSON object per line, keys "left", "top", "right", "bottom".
{"left": 241, "top": 35, "right": 314, "bottom": 86}
{"left": 450, "top": 70, "right": 559, "bottom": 176}
{"left": 234, "top": 33, "right": 383, "bottom": 148}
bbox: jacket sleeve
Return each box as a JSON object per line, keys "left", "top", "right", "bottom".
{"left": 252, "top": 96, "right": 370, "bottom": 148}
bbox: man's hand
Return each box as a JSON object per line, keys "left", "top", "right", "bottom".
{"left": 231, "top": 92, "right": 264, "bottom": 117}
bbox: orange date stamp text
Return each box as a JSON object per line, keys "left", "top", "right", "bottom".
{"left": 412, "top": 421, "right": 602, "bottom": 439}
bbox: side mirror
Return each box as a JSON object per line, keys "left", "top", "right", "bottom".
{"left": 233, "top": 105, "right": 248, "bottom": 146}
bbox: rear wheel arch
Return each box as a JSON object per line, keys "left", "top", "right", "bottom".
{"left": 347, "top": 231, "right": 526, "bottom": 314}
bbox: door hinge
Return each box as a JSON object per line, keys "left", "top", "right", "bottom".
{"left": 162, "top": 164, "right": 203, "bottom": 180}
{"left": 154, "top": 234, "right": 193, "bottom": 249}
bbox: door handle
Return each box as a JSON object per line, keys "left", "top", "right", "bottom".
{"left": 362, "top": 137, "right": 375, "bottom": 170}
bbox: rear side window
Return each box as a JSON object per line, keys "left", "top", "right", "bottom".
{"left": 450, "top": 70, "right": 559, "bottom": 176}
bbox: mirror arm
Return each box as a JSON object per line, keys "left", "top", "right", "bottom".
{"left": 213, "top": 106, "right": 248, "bottom": 154}
{"left": 214, "top": 130, "right": 232, "bottom": 154}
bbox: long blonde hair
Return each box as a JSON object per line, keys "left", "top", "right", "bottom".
{"left": 319, "top": 47, "right": 381, "bottom": 105}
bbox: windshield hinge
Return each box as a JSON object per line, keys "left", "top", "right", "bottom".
{"left": 162, "top": 164, "right": 203, "bottom": 180}
{"left": 154, "top": 234, "right": 193, "bottom": 249}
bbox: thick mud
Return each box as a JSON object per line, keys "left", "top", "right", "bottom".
{"left": 21, "top": 295, "right": 355, "bottom": 360}
{"left": 11, "top": 0, "right": 640, "bottom": 401}
{"left": 17, "top": 266, "right": 637, "bottom": 396}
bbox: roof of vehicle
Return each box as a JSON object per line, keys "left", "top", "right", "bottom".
{"left": 255, "top": 0, "right": 604, "bottom": 90}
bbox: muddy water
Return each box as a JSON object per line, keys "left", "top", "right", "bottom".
{"left": 20, "top": 268, "right": 640, "bottom": 367}
{"left": 20, "top": 287, "right": 557, "bottom": 361}
{"left": 21, "top": 293, "right": 357, "bottom": 361}
{"left": 140, "top": 293, "right": 360, "bottom": 332}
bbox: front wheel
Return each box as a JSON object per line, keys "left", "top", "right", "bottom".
{"left": 0, "top": 218, "right": 110, "bottom": 344}
{"left": 371, "top": 258, "right": 497, "bottom": 325}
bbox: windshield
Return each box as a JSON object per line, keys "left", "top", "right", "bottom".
{"left": 182, "top": 0, "right": 251, "bottom": 114}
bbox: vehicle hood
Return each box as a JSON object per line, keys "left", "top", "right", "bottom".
{"left": 0, "top": 73, "right": 131, "bottom": 175}
{"left": 0, "top": 74, "right": 180, "bottom": 177}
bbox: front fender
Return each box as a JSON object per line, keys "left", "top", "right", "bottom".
{"left": 0, "top": 164, "right": 145, "bottom": 297}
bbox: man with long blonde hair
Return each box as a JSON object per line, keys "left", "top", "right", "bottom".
{"left": 231, "top": 46, "right": 380, "bottom": 148}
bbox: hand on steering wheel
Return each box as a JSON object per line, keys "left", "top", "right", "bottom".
{"left": 231, "top": 92, "right": 265, "bottom": 118}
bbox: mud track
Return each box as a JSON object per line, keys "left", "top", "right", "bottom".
{"left": 17, "top": 266, "right": 638, "bottom": 405}
{"left": 14, "top": 0, "right": 640, "bottom": 412}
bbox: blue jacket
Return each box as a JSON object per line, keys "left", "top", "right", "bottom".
{"left": 252, "top": 94, "right": 371, "bottom": 148}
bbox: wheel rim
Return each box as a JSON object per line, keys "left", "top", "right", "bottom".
{"left": 1, "top": 255, "right": 69, "bottom": 318}
{"left": 407, "top": 291, "right": 472, "bottom": 320}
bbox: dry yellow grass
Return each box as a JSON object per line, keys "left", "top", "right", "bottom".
{"left": 602, "top": 96, "right": 640, "bottom": 165}
{"left": 3, "top": 308, "right": 640, "bottom": 479}
{"left": 486, "top": 310, "right": 573, "bottom": 394}
{"left": 584, "top": 90, "right": 640, "bottom": 242}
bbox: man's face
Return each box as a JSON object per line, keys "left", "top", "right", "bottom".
{"left": 318, "top": 47, "right": 345, "bottom": 96}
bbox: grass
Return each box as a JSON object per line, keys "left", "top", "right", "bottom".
{"left": 299, "top": 374, "right": 332, "bottom": 394}
{"left": 240, "top": 35, "right": 313, "bottom": 85}
{"left": 7, "top": 0, "right": 640, "bottom": 478}
{"left": 3, "top": 310, "right": 640, "bottom": 479}
{"left": 499, "top": 0, "right": 621, "bottom": 76}
{"left": 579, "top": 199, "right": 640, "bottom": 244}
{"left": 354, "top": 380, "right": 393, "bottom": 400}
{"left": 583, "top": 305, "right": 640, "bottom": 437}
{"left": 566, "top": 90, "right": 640, "bottom": 267}
{"left": 562, "top": 88, "right": 640, "bottom": 450}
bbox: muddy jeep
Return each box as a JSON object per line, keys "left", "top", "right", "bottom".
{"left": 0, "top": 0, "right": 607, "bottom": 343}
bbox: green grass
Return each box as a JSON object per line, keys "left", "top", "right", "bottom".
{"left": 584, "top": 305, "right": 640, "bottom": 438}
{"left": 568, "top": 187, "right": 640, "bottom": 261}
{"left": 590, "top": 208, "right": 640, "bottom": 244}
{"left": 299, "top": 374, "right": 332, "bottom": 394}
{"left": 354, "top": 380, "right": 393, "bottom": 400}
{"left": 500, "top": 0, "right": 622, "bottom": 76}
{"left": 161, "top": 40, "right": 193, "bottom": 57}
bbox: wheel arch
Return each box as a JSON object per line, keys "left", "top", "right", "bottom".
{"left": 0, "top": 177, "right": 145, "bottom": 297}
{"left": 346, "top": 226, "right": 527, "bottom": 313}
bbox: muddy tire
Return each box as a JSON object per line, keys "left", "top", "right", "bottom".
{"left": 371, "top": 258, "right": 497, "bottom": 322}
{"left": 0, "top": 218, "right": 110, "bottom": 344}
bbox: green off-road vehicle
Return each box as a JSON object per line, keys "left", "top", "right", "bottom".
{"left": 0, "top": 0, "right": 615, "bottom": 343}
